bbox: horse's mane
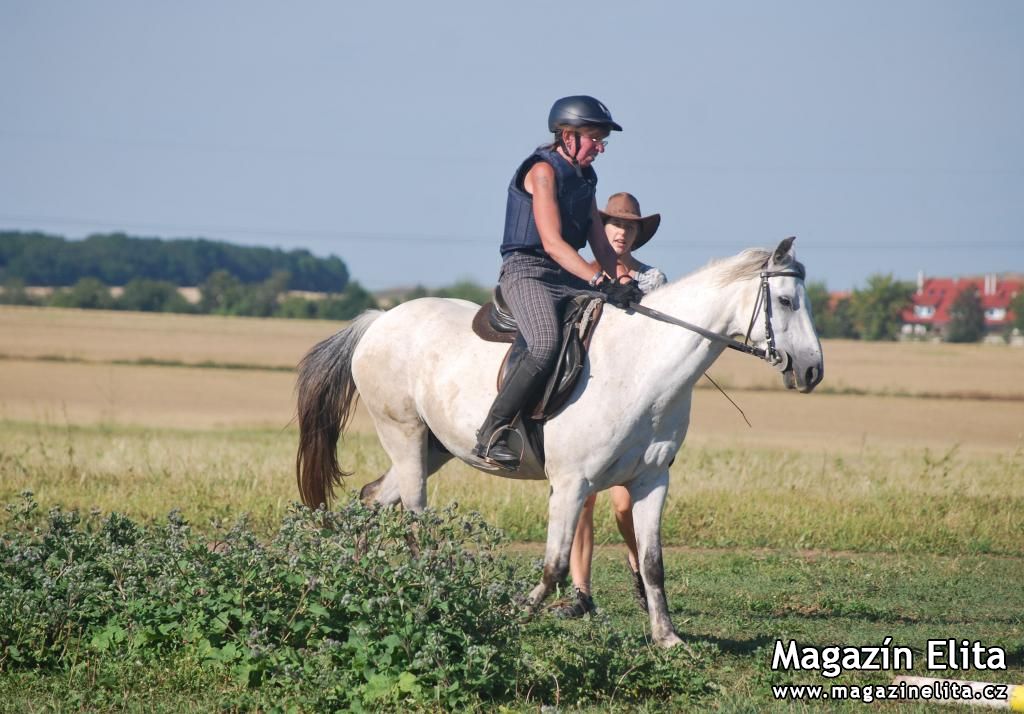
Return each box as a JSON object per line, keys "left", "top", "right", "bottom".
{"left": 674, "top": 248, "right": 805, "bottom": 288}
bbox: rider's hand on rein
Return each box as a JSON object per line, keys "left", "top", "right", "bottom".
{"left": 598, "top": 277, "right": 643, "bottom": 308}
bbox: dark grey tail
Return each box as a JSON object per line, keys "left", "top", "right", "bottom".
{"left": 295, "top": 310, "right": 382, "bottom": 508}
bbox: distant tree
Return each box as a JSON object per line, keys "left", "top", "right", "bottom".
{"left": 850, "top": 274, "right": 914, "bottom": 341}
{"left": 805, "top": 281, "right": 859, "bottom": 339}
{"left": 432, "top": 279, "right": 491, "bottom": 305}
{"left": 231, "top": 271, "right": 291, "bottom": 317}
{"left": 0, "top": 231, "right": 349, "bottom": 290}
{"left": 945, "top": 285, "right": 986, "bottom": 343}
{"left": 318, "top": 282, "right": 378, "bottom": 321}
{"left": 277, "top": 295, "right": 319, "bottom": 320}
{"left": 403, "top": 285, "right": 430, "bottom": 302}
{"left": 829, "top": 296, "right": 859, "bottom": 339}
{"left": 805, "top": 281, "right": 831, "bottom": 336}
{"left": 0, "top": 277, "right": 35, "bottom": 305}
{"left": 199, "top": 270, "right": 244, "bottom": 314}
{"left": 49, "top": 278, "right": 115, "bottom": 310}
{"left": 0, "top": 232, "right": 69, "bottom": 284}
{"left": 1011, "top": 291, "right": 1024, "bottom": 333}
{"left": 118, "top": 279, "right": 193, "bottom": 313}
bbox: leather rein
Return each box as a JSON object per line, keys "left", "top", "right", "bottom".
{"left": 627, "top": 264, "right": 806, "bottom": 364}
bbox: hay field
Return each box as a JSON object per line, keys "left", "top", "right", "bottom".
{"left": 0, "top": 305, "right": 335, "bottom": 368}
{"left": 1, "top": 305, "right": 1021, "bottom": 451}
{"left": 709, "top": 338, "right": 1024, "bottom": 399}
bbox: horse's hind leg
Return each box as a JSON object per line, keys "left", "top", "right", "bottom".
{"left": 366, "top": 418, "right": 454, "bottom": 512}
{"left": 361, "top": 441, "right": 452, "bottom": 507}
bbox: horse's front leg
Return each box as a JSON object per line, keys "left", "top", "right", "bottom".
{"left": 526, "top": 478, "right": 589, "bottom": 609}
{"left": 630, "top": 470, "right": 683, "bottom": 648}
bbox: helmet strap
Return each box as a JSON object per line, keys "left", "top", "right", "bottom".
{"left": 568, "top": 130, "right": 583, "bottom": 177}
{"left": 556, "top": 129, "right": 585, "bottom": 178}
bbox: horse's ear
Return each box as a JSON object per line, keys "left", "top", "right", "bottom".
{"left": 772, "top": 236, "right": 796, "bottom": 264}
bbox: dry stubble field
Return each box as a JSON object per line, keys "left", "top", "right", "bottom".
{"left": 1, "top": 305, "right": 1021, "bottom": 449}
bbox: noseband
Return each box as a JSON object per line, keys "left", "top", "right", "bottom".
{"left": 627, "top": 261, "right": 805, "bottom": 363}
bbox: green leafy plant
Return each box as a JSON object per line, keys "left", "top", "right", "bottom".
{"left": 1, "top": 493, "right": 530, "bottom": 710}
{"left": 0, "top": 492, "right": 719, "bottom": 710}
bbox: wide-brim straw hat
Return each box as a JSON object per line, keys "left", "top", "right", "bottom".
{"left": 598, "top": 192, "right": 661, "bottom": 250}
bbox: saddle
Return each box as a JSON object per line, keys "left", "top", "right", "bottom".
{"left": 471, "top": 286, "right": 604, "bottom": 421}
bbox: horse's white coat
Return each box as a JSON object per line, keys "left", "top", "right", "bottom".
{"left": 348, "top": 242, "right": 823, "bottom": 646}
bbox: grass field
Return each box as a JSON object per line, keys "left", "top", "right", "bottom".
{"left": 1, "top": 305, "right": 1022, "bottom": 711}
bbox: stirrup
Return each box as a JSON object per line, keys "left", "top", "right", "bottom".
{"left": 469, "top": 424, "right": 524, "bottom": 472}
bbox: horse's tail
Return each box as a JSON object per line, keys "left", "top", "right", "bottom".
{"left": 295, "top": 310, "right": 383, "bottom": 509}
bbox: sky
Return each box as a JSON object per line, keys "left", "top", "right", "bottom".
{"left": 1, "top": 1, "right": 1021, "bottom": 291}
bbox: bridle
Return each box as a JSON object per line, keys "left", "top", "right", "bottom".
{"left": 741, "top": 263, "right": 807, "bottom": 364}
{"left": 627, "top": 261, "right": 806, "bottom": 364}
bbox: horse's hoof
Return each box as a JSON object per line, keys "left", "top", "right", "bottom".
{"left": 657, "top": 632, "right": 685, "bottom": 649}
{"left": 520, "top": 600, "right": 541, "bottom": 618}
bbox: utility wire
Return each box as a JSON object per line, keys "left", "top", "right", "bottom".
{"left": 0, "top": 213, "right": 1019, "bottom": 250}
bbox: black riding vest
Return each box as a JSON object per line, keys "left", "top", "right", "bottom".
{"left": 500, "top": 147, "right": 597, "bottom": 257}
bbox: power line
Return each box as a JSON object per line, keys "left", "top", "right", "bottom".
{"left": 0, "top": 213, "right": 1020, "bottom": 251}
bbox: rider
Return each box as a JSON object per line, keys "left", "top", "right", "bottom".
{"left": 472, "top": 96, "right": 644, "bottom": 471}
{"left": 559, "top": 192, "right": 666, "bottom": 618}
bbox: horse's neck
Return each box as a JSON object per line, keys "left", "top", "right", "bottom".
{"left": 644, "top": 270, "right": 753, "bottom": 337}
{"left": 606, "top": 270, "right": 754, "bottom": 396}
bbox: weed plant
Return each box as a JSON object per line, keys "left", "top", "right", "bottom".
{"left": 0, "top": 493, "right": 712, "bottom": 711}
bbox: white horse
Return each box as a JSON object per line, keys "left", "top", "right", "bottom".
{"left": 296, "top": 238, "right": 823, "bottom": 647}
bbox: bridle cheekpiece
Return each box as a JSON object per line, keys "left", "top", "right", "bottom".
{"left": 743, "top": 261, "right": 806, "bottom": 365}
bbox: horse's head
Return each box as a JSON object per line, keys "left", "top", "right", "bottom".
{"left": 745, "top": 237, "right": 824, "bottom": 393}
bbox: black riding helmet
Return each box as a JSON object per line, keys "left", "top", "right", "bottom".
{"left": 547, "top": 95, "right": 623, "bottom": 133}
{"left": 548, "top": 96, "right": 621, "bottom": 176}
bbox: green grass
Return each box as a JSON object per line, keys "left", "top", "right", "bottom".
{"left": 1, "top": 419, "right": 1022, "bottom": 711}
{"left": 550, "top": 547, "right": 1024, "bottom": 711}
{"left": 2, "top": 543, "right": 1021, "bottom": 712}
{"left": 1, "top": 420, "right": 1021, "bottom": 554}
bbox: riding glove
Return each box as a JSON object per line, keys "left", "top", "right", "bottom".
{"left": 599, "top": 278, "right": 644, "bottom": 308}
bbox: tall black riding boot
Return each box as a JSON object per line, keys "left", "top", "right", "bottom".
{"left": 472, "top": 353, "right": 549, "bottom": 471}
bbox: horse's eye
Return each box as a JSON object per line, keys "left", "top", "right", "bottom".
{"left": 779, "top": 296, "right": 794, "bottom": 309}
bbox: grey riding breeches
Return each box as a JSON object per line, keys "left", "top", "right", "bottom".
{"left": 498, "top": 251, "right": 590, "bottom": 369}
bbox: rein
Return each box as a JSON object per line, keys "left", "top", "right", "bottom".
{"left": 625, "top": 263, "right": 805, "bottom": 428}
{"left": 629, "top": 303, "right": 771, "bottom": 359}
{"left": 627, "top": 265, "right": 806, "bottom": 364}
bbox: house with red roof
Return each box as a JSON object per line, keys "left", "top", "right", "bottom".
{"left": 901, "top": 272, "right": 1023, "bottom": 339}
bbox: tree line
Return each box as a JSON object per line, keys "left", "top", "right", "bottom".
{"left": 0, "top": 231, "right": 349, "bottom": 291}
{"left": 0, "top": 271, "right": 375, "bottom": 321}
{"left": 0, "top": 270, "right": 493, "bottom": 322}
{"left": 1, "top": 231, "right": 1017, "bottom": 338}
{"left": 6, "top": 269, "right": 1016, "bottom": 340}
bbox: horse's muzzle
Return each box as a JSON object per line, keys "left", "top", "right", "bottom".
{"left": 781, "top": 355, "right": 823, "bottom": 393}
{"left": 801, "top": 363, "right": 823, "bottom": 393}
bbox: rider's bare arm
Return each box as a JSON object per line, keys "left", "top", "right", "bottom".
{"left": 525, "top": 162, "right": 605, "bottom": 284}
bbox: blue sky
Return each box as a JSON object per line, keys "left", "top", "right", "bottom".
{"left": 1, "top": 1, "right": 1021, "bottom": 290}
